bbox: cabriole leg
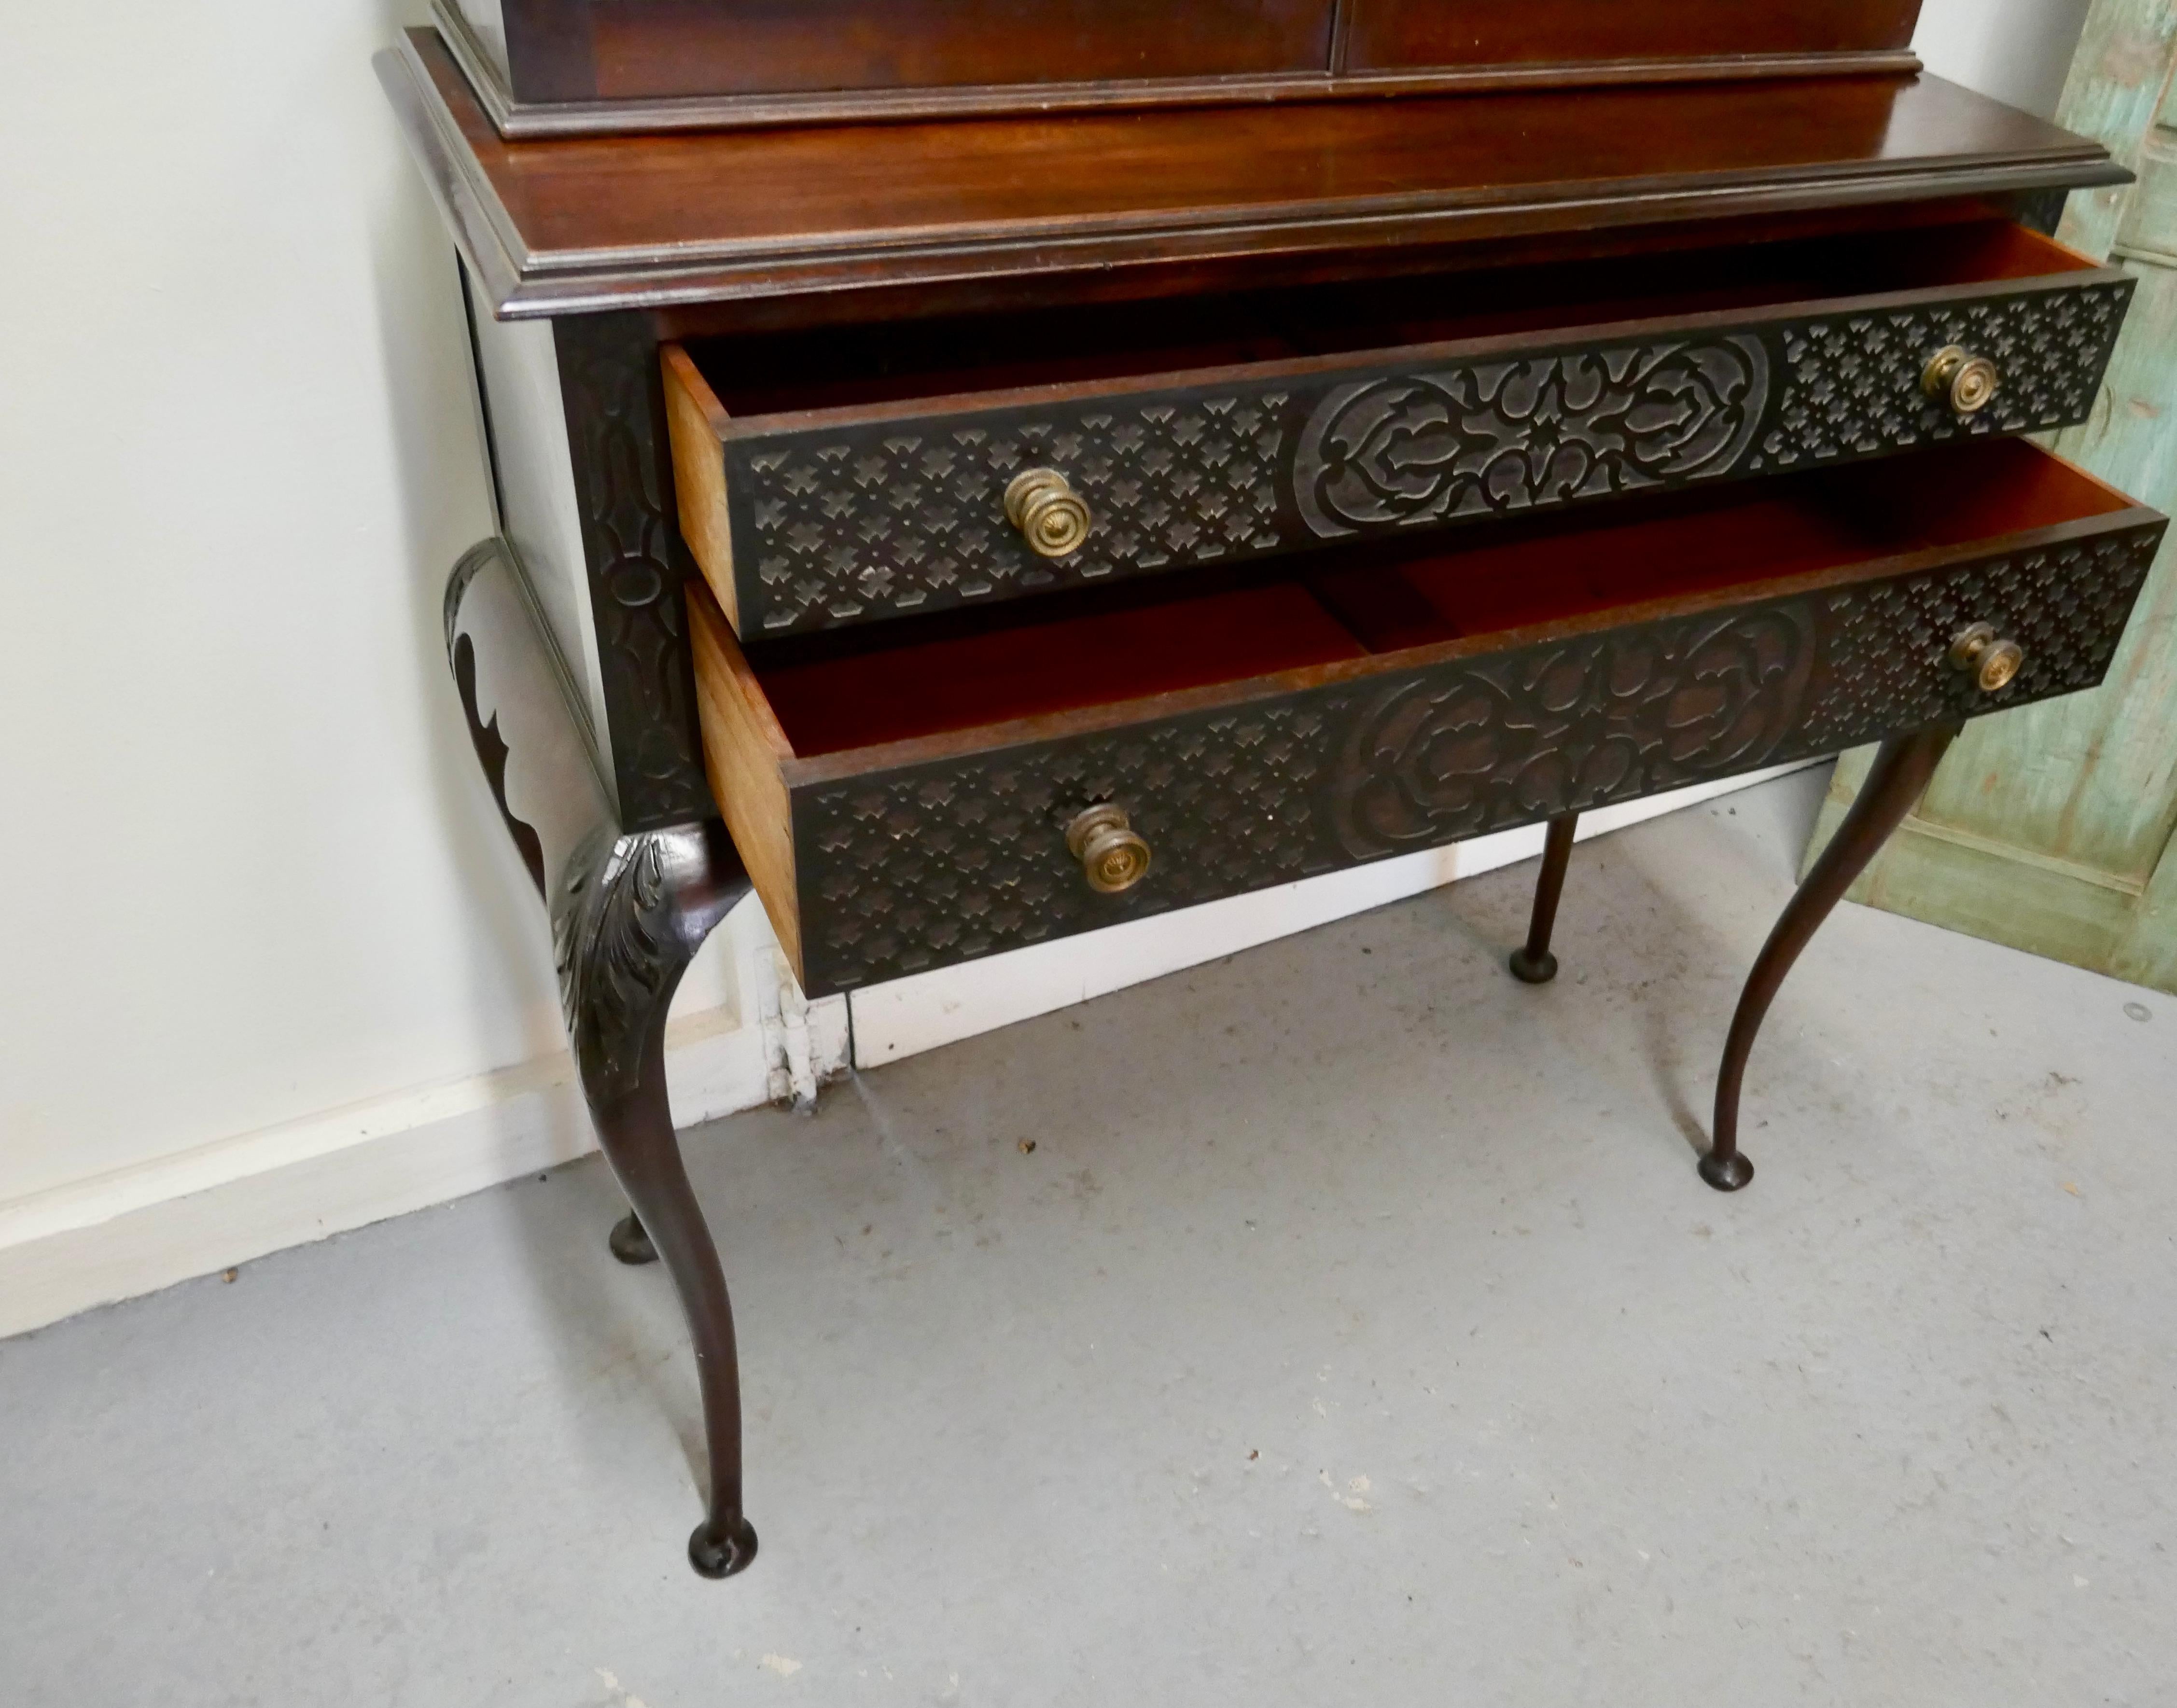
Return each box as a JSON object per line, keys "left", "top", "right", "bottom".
{"left": 1703, "top": 724, "right": 1959, "bottom": 1192}
{"left": 1509, "top": 812, "right": 1579, "bottom": 984}
{"left": 558, "top": 819, "right": 760, "bottom": 1578}
{"left": 447, "top": 541, "right": 760, "bottom": 1579}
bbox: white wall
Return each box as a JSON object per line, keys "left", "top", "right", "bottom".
{"left": 0, "top": 0, "right": 533, "bottom": 1207}
{"left": 0, "top": 0, "right": 2094, "bottom": 1330}
{"left": 1916, "top": 0, "right": 2094, "bottom": 117}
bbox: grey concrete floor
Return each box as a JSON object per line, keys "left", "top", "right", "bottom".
{"left": 6, "top": 768, "right": 2176, "bottom": 1707}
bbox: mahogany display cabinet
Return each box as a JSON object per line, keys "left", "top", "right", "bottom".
{"left": 381, "top": 8, "right": 2159, "bottom": 1577}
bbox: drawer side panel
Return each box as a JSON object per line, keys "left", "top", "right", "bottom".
{"left": 788, "top": 524, "right": 2163, "bottom": 995}
{"left": 664, "top": 347, "right": 740, "bottom": 629}
{"left": 689, "top": 591, "right": 803, "bottom": 977}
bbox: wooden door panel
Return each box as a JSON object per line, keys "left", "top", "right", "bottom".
{"left": 1343, "top": 1, "right": 1921, "bottom": 69}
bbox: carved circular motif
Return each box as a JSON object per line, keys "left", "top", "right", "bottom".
{"left": 608, "top": 561, "right": 665, "bottom": 608}
{"left": 1294, "top": 337, "right": 1770, "bottom": 539}
{"left": 1329, "top": 609, "right": 1815, "bottom": 860}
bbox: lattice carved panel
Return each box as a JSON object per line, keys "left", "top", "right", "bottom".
{"left": 732, "top": 392, "right": 1291, "bottom": 633}
{"left": 1753, "top": 282, "right": 2131, "bottom": 472}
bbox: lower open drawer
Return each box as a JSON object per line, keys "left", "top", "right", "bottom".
{"left": 690, "top": 440, "right": 2163, "bottom": 997}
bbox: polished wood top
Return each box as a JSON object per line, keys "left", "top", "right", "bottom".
{"left": 380, "top": 28, "right": 2122, "bottom": 321}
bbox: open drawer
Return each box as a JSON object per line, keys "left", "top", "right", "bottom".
{"left": 690, "top": 438, "right": 2163, "bottom": 997}
{"left": 664, "top": 220, "right": 2132, "bottom": 640}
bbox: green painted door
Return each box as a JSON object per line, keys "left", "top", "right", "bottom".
{"left": 1806, "top": 0, "right": 2177, "bottom": 995}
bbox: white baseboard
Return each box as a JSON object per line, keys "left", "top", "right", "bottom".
{"left": 1, "top": 767, "right": 1800, "bottom": 1341}
{"left": 849, "top": 763, "right": 1816, "bottom": 1068}
{"left": 0, "top": 986, "right": 848, "bottom": 1341}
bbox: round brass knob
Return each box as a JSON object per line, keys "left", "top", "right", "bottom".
{"left": 1923, "top": 345, "right": 2001, "bottom": 417}
{"left": 1065, "top": 804, "right": 1151, "bottom": 894}
{"left": 1951, "top": 622, "right": 2025, "bottom": 693}
{"left": 1005, "top": 468, "right": 1092, "bottom": 558}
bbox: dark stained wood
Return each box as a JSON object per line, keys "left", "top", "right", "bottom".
{"left": 496, "top": 0, "right": 597, "bottom": 102}
{"left": 742, "top": 439, "right": 2145, "bottom": 765}
{"left": 759, "top": 583, "right": 1368, "bottom": 760}
{"left": 1347, "top": 0, "right": 1920, "bottom": 71}
{"left": 400, "top": 9, "right": 2168, "bottom": 1586}
{"left": 1509, "top": 813, "right": 1580, "bottom": 985}
{"left": 445, "top": 0, "right": 1923, "bottom": 138}
{"left": 660, "top": 219, "right": 2128, "bottom": 640}
{"left": 682, "top": 463, "right": 2163, "bottom": 991}
{"left": 581, "top": 0, "right": 1336, "bottom": 101}
{"left": 558, "top": 813, "right": 762, "bottom": 1575}
{"left": 378, "top": 29, "right": 2127, "bottom": 321}
{"left": 1701, "top": 722, "right": 1959, "bottom": 1191}
{"left": 457, "top": 0, "right": 1925, "bottom": 126}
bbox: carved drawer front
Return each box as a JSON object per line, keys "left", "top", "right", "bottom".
{"left": 663, "top": 222, "right": 2132, "bottom": 639}
{"left": 688, "top": 440, "right": 2163, "bottom": 999}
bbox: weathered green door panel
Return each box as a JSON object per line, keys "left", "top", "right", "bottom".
{"left": 1910, "top": 144, "right": 2177, "bottom": 876}
{"left": 2115, "top": 830, "right": 2177, "bottom": 986}
{"left": 2049, "top": 0, "right": 2177, "bottom": 261}
{"left": 1911, "top": 551, "right": 2177, "bottom": 885}
{"left": 1817, "top": 747, "right": 2146, "bottom": 972}
{"left": 1807, "top": 0, "right": 2177, "bottom": 997}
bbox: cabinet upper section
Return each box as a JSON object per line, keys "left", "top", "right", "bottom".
{"left": 440, "top": 0, "right": 1924, "bottom": 137}
{"left": 379, "top": 28, "right": 2128, "bottom": 323}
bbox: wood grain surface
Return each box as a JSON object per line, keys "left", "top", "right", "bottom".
{"left": 379, "top": 29, "right": 2124, "bottom": 320}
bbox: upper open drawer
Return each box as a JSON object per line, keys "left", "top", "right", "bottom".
{"left": 662, "top": 221, "right": 2131, "bottom": 640}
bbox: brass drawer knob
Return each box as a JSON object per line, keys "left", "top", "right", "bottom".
{"left": 1951, "top": 622, "right": 2025, "bottom": 693}
{"left": 1923, "top": 345, "right": 2001, "bottom": 417}
{"left": 1065, "top": 804, "right": 1151, "bottom": 894}
{"left": 1005, "top": 468, "right": 1092, "bottom": 558}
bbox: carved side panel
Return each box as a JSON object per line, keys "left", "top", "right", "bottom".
{"left": 791, "top": 527, "right": 2163, "bottom": 995}
{"left": 724, "top": 281, "right": 2131, "bottom": 637}
{"left": 554, "top": 313, "right": 715, "bottom": 830}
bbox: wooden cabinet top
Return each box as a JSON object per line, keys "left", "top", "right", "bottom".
{"left": 381, "top": 28, "right": 2123, "bottom": 325}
